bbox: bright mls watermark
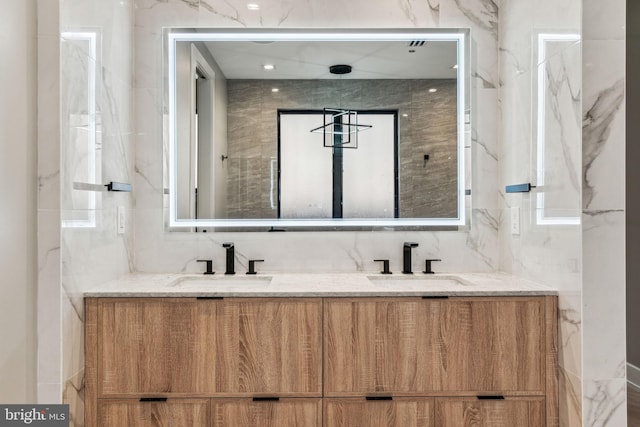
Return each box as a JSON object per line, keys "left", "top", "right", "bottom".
{"left": 0, "top": 405, "right": 68, "bottom": 426}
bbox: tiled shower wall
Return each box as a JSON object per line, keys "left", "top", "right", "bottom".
{"left": 225, "top": 79, "right": 457, "bottom": 219}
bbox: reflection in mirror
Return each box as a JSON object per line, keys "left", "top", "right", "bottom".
{"left": 535, "top": 33, "right": 581, "bottom": 225}
{"left": 166, "top": 29, "right": 469, "bottom": 229}
{"left": 61, "top": 31, "right": 99, "bottom": 228}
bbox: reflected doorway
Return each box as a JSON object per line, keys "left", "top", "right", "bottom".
{"left": 278, "top": 110, "right": 398, "bottom": 219}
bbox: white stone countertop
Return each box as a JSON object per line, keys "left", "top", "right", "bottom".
{"left": 84, "top": 272, "right": 557, "bottom": 297}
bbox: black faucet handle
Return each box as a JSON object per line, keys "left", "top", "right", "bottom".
{"left": 197, "top": 259, "right": 215, "bottom": 275}
{"left": 374, "top": 259, "right": 392, "bottom": 274}
{"left": 423, "top": 259, "right": 442, "bottom": 274}
{"left": 247, "top": 259, "right": 264, "bottom": 275}
{"left": 404, "top": 242, "right": 419, "bottom": 248}
{"left": 222, "top": 242, "right": 234, "bottom": 248}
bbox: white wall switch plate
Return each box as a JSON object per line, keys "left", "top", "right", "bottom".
{"left": 117, "top": 206, "right": 125, "bottom": 234}
{"left": 510, "top": 206, "right": 520, "bottom": 235}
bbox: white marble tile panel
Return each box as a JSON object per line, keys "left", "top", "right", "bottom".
{"left": 582, "top": 210, "right": 625, "bottom": 381}
{"left": 440, "top": 0, "right": 498, "bottom": 89}
{"left": 537, "top": 41, "right": 581, "bottom": 215}
{"left": 135, "top": 0, "right": 200, "bottom": 28}
{"left": 198, "top": 0, "right": 441, "bottom": 29}
{"left": 498, "top": 0, "right": 532, "bottom": 78}
{"left": 532, "top": 0, "right": 581, "bottom": 32}
{"left": 500, "top": 71, "right": 533, "bottom": 187}
{"left": 61, "top": 290, "right": 83, "bottom": 392}
{"left": 133, "top": 28, "right": 164, "bottom": 91}
{"left": 582, "top": 0, "right": 625, "bottom": 41}
{"left": 558, "top": 291, "right": 582, "bottom": 378}
{"left": 582, "top": 378, "right": 627, "bottom": 427}
{"left": 135, "top": 210, "right": 499, "bottom": 274}
{"left": 133, "top": 87, "right": 164, "bottom": 211}
{"left": 559, "top": 368, "right": 582, "bottom": 427}
{"left": 471, "top": 88, "right": 499, "bottom": 210}
{"left": 582, "top": 41, "right": 625, "bottom": 211}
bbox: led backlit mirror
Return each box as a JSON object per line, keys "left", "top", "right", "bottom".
{"left": 165, "top": 28, "right": 470, "bottom": 230}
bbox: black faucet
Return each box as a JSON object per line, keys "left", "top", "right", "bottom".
{"left": 222, "top": 242, "right": 235, "bottom": 275}
{"left": 197, "top": 259, "right": 215, "bottom": 275}
{"left": 402, "top": 242, "right": 419, "bottom": 274}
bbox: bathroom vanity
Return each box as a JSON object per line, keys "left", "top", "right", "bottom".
{"left": 84, "top": 274, "right": 558, "bottom": 427}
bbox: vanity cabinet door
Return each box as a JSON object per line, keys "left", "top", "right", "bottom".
{"left": 435, "top": 397, "right": 544, "bottom": 426}
{"left": 204, "top": 298, "right": 323, "bottom": 396}
{"left": 98, "top": 398, "right": 209, "bottom": 427}
{"left": 96, "top": 298, "right": 322, "bottom": 396}
{"left": 324, "top": 398, "right": 434, "bottom": 427}
{"left": 97, "top": 298, "right": 201, "bottom": 396}
{"left": 324, "top": 297, "right": 545, "bottom": 395}
{"left": 211, "top": 398, "right": 321, "bottom": 427}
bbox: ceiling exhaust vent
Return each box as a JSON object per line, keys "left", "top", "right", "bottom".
{"left": 408, "top": 40, "right": 426, "bottom": 47}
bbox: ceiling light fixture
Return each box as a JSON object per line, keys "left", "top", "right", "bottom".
{"left": 452, "top": 64, "right": 458, "bottom": 69}
{"left": 262, "top": 64, "right": 275, "bottom": 70}
{"left": 429, "top": 88, "right": 438, "bottom": 93}
{"left": 247, "top": 3, "right": 260, "bottom": 10}
{"left": 310, "top": 108, "right": 372, "bottom": 150}
{"left": 271, "top": 88, "right": 279, "bottom": 93}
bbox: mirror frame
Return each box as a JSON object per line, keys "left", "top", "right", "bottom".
{"left": 166, "top": 28, "right": 469, "bottom": 229}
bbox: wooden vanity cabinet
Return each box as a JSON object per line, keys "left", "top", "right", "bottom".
{"left": 211, "top": 398, "right": 322, "bottom": 427}
{"left": 324, "top": 397, "right": 435, "bottom": 427}
{"left": 85, "top": 295, "right": 557, "bottom": 427}
{"left": 85, "top": 297, "right": 323, "bottom": 426}
{"left": 97, "top": 398, "right": 209, "bottom": 427}
{"left": 91, "top": 298, "right": 322, "bottom": 397}
{"left": 435, "top": 396, "right": 545, "bottom": 426}
{"left": 324, "top": 297, "right": 548, "bottom": 395}
{"left": 323, "top": 296, "right": 558, "bottom": 427}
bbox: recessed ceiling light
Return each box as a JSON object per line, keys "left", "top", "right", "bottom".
{"left": 263, "top": 64, "right": 275, "bottom": 71}
{"left": 451, "top": 64, "right": 458, "bottom": 69}
{"left": 271, "top": 88, "right": 279, "bottom": 93}
{"left": 247, "top": 3, "right": 260, "bottom": 10}
{"left": 402, "top": 113, "right": 409, "bottom": 117}
{"left": 429, "top": 88, "right": 438, "bottom": 93}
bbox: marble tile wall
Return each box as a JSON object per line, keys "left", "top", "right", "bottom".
{"left": 582, "top": 0, "right": 627, "bottom": 424}
{"left": 134, "top": 0, "right": 500, "bottom": 276}
{"left": 225, "top": 79, "right": 458, "bottom": 219}
{"left": 41, "top": 0, "right": 629, "bottom": 425}
{"left": 497, "top": 0, "right": 583, "bottom": 424}
{"left": 43, "top": 0, "right": 136, "bottom": 425}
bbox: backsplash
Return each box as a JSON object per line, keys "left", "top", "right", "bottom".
{"left": 133, "top": 0, "right": 500, "bottom": 275}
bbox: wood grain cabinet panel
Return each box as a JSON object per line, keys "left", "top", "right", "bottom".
{"left": 97, "top": 399, "right": 209, "bottom": 427}
{"left": 97, "top": 298, "right": 322, "bottom": 397}
{"left": 86, "top": 295, "right": 557, "bottom": 427}
{"left": 435, "top": 397, "right": 545, "bottom": 427}
{"left": 211, "top": 398, "right": 322, "bottom": 427}
{"left": 324, "top": 297, "right": 545, "bottom": 395}
{"left": 324, "top": 398, "right": 434, "bottom": 427}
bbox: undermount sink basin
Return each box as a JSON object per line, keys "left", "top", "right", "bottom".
{"left": 169, "top": 275, "right": 272, "bottom": 288}
{"left": 366, "top": 274, "right": 470, "bottom": 287}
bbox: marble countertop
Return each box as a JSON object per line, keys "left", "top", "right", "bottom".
{"left": 84, "top": 272, "right": 557, "bottom": 297}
